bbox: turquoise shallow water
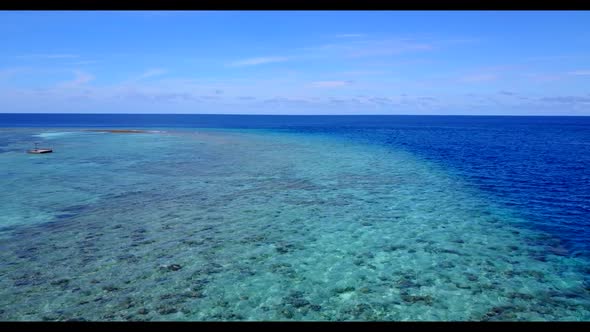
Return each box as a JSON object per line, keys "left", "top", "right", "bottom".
{"left": 1, "top": 127, "right": 589, "bottom": 321}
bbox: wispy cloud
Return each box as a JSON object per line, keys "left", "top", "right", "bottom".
{"left": 567, "top": 70, "right": 590, "bottom": 76}
{"left": 311, "top": 38, "right": 435, "bottom": 59}
{"left": 228, "top": 56, "right": 290, "bottom": 67}
{"left": 0, "top": 67, "right": 30, "bottom": 80}
{"left": 200, "top": 95, "right": 222, "bottom": 100}
{"left": 540, "top": 96, "right": 590, "bottom": 104}
{"left": 114, "top": 90, "right": 199, "bottom": 103}
{"left": 137, "top": 68, "right": 168, "bottom": 80}
{"left": 335, "top": 33, "right": 367, "bottom": 38}
{"left": 57, "top": 70, "right": 94, "bottom": 88}
{"left": 117, "top": 68, "right": 168, "bottom": 86}
{"left": 524, "top": 73, "right": 564, "bottom": 82}
{"left": 70, "top": 60, "right": 99, "bottom": 66}
{"left": 435, "top": 38, "right": 480, "bottom": 45}
{"left": 17, "top": 54, "right": 79, "bottom": 59}
{"left": 349, "top": 42, "right": 433, "bottom": 57}
{"left": 527, "top": 54, "right": 588, "bottom": 61}
{"left": 310, "top": 80, "right": 353, "bottom": 88}
{"left": 499, "top": 90, "right": 517, "bottom": 96}
{"left": 459, "top": 73, "right": 498, "bottom": 83}
{"left": 263, "top": 97, "right": 315, "bottom": 105}
{"left": 337, "top": 70, "right": 388, "bottom": 76}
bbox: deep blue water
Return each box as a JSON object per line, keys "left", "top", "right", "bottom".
{"left": 2, "top": 113, "right": 589, "bottom": 258}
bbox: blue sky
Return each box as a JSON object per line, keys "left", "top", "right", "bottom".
{"left": 1, "top": 11, "right": 589, "bottom": 115}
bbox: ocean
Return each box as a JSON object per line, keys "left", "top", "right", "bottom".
{"left": 0, "top": 113, "right": 589, "bottom": 321}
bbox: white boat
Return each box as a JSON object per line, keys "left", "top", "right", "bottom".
{"left": 27, "top": 143, "right": 53, "bottom": 154}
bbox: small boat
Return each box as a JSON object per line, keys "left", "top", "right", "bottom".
{"left": 27, "top": 143, "right": 53, "bottom": 154}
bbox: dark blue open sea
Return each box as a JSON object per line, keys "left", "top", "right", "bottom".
{"left": 1, "top": 114, "right": 589, "bottom": 321}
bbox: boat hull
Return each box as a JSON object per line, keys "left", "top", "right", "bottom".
{"left": 27, "top": 149, "right": 53, "bottom": 154}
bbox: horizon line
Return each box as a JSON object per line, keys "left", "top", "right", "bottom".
{"left": 1, "top": 112, "right": 590, "bottom": 117}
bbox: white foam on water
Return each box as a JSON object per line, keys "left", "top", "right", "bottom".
{"left": 33, "top": 131, "right": 78, "bottom": 139}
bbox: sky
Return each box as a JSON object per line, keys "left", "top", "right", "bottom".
{"left": 0, "top": 10, "right": 589, "bottom": 115}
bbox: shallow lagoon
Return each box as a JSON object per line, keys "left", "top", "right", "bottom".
{"left": 1, "top": 126, "right": 589, "bottom": 321}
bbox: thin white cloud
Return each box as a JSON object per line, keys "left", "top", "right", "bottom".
{"left": 57, "top": 70, "right": 95, "bottom": 88}
{"left": 435, "top": 38, "right": 480, "bottom": 45}
{"left": 137, "top": 68, "right": 168, "bottom": 80}
{"left": 499, "top": 91, "right": 517, "bottom": 96}
{"left": 337, "top": 70, "right": 388, "bottom": 76}
{"left": 335, "top": 34, "right": 367, "bottom": 38}
{"left": 523, "top": 73, "right": 564, "bottom": 82}
{"left": 310, "top": 80, "right": 353, "bottom": 88}
{"left": 568, "top": 70, "right": 590, "bottom": 76}
{"left": 306, "top": 38, "right": 435, "bottom": 59}
{"left": 117, "top": 68, "right": 168, "bottom": 86}
{"left": 540, "top": 96, "right": 590, "bottom": 104}
{"left": 527, "top": 54, "right": 587, "bottom": 61}
{"left": 70, "top": 60, "right": 99, "bottom": 66}
{"left": 17, "top": 54, "right": 79, "bottom": 59}
{"left": 349, "top": 42, "right": 433, "bottom": 57}
{"left": 0, "top": 67, "right": 31, "bottom": 80}
{"left": 228, "top": 56, "right": 290, "bottom": 67}
{"left": 459, "top": 74, "right": 498, "bottom": 83}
